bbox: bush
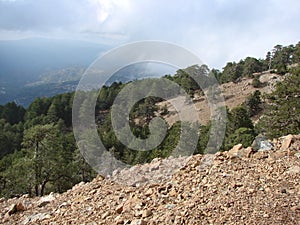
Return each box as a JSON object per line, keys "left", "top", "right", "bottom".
{"left": 252, "top": 76, "right": 262, "bottom": 88}
{"left": 225, "top": 127, "right": 256, "bottom": 150}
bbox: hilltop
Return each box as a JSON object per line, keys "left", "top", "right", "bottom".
{"left": 1, "top": 134, "right": 299, "bottom": 224}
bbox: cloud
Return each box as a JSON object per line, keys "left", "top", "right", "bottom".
{"left": 0, "top": 0, "right": 300, "bottom": 68}
{"left": 0, "top": 0, "right": 94, "bottom": 30}
{"left": 93, "top": 0, "right": 300, "bottom": 67}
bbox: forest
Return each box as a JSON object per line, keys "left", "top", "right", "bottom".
{"left": 0, "top": 41, "right": 299, "bottom": 198}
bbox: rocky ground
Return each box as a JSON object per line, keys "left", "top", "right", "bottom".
{"left": 1, "top": 134, "right": 299, "bottom": 225}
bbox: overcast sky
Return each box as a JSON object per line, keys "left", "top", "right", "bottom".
{"left": 0, "top": 0, "right": 300, "bottom": 69}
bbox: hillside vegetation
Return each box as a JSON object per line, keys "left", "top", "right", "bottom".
{"left": 1, "top": 134, "right": 299, "bottom": 224}
{"left": 0, "top": 41, "right": 299, "bottom": 199}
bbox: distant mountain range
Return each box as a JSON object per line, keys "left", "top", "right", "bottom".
{"left": 0, "top": 38, "right": 107, "bottom": 106}
{"left": 0, "top": 38, "right": 176, "bottom": 107}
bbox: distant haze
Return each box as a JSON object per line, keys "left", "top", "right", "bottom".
{"left": 0, "top": 38, "right": 177, "bottom": 106}
{"left": 0, "top": 38, "right": 108, "bottom": 83}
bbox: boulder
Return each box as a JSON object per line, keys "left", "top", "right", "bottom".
{"left": 37, "top": 193, "right": 56, "bottom": 207}
{"left": 7, "top": 202, "right": 25, "bottom": 215}
{"left": 227, "top": 144, "right": 243, "bottom": 158}
{"left": 238, "top": 147, "right": 254, "bottom": 158}
{"left": 280, "top": 134, "right": 293, "bottom": 151}
{"left": 252, "top": 135, "right": 273, "bottom": 151}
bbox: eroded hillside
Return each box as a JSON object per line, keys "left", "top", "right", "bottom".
{"left": 157, "top": 72, "right": 284, "bottom": 126}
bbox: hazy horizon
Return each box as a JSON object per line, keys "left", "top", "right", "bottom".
{"left": 1, "top": 0, "right": 300, "bottom": 69}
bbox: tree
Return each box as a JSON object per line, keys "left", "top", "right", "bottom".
{"left": 46, "top": 101, "right": 59, "bottom": 123}
{"left": 271, "top": 44, "right": 294, "bottom": 74}
{"left": 196, "top": 124, "right": 210, "bottom": 154}
{"left": 0, "top": 119, "right": 23, "bottom": 159}
{"left": 256, "top": 65, "right": 300, "bottom": 138}
{"left": 242, "top": 57, "right": 263, "bottom": 77}
{"left": 264, "top": 51, "right": 273, "bottom": 70}
{"left": 0, "top": 151, "right": 32, "bottom": 197}
{"left": 227, "top": 106, "right": 254, "bottom": 135}
{"left": 220, "top": 62, "right": 243, "bottom": 83}
{"left": 172, "top": 66, "right": 199, "bottom": 95}
{"left": 209, "top": 69, "right": 222, "bottom": 83}
{"left": 292, "top": 41, "right": 300, "bottom": 63}
{"left": 0, "top": 102, "right": 25, "bottom": 125}
{"left": 22, "top": 124, "right": 69, "bottom": 196}
{"left": 72, "top": 147, "right": 96, "bottom": 183}
{"left": 244, "top": 90, "right": 262, "bottom": 116}
{"left": 25, "top": 97, "right": 51, "bottom": 122}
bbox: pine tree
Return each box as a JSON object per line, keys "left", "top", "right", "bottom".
{"left": 257, "top": 65, "right": 300, "bottom": 138}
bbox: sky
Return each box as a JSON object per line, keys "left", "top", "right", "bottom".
{"left": 0, "top": 0, "right": 300, "bottom": 69}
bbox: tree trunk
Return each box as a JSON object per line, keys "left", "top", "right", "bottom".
{"left": 41, "top": 181, "right": 47, "bottom": 196}
{"left": 82, "top": 158, "right": 86, "bottom": 182}
{"left": 34, "top": 140, "right": 40, "bottom": 196}
{"left": 35, "top": 184, "right": 39, "bottom": 196}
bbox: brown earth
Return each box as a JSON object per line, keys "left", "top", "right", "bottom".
{"left": 1, "top": 134, "right": 299, "bottom": 225}
{"left": 157, "top": 72, "right": 284, "bottom": 126}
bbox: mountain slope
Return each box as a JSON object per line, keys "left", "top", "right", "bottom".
{"left": 158, "top": 71, "right": 284, "bottom": 126}
{"left": 1, "top": 134, "right": 299, "bottom": 224}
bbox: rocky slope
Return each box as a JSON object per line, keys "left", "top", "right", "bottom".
{"left": 158, "top": 72, "right": 284, "bottom": 126}
{"left": 1, "top": 134, "right": 299, "bottom": 225}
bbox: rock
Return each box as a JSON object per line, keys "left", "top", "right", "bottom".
{"left": 263, "top": 213, "right": 269, "bottom": 218}
{"left": 2, "top": 134, "right": 300, "bottom": 225}
{"left": 22, "top": 213, "right": 51, "bottom": 225}
{"left": 19, "top": 194, "right": 29, "bottom": 200}
{"left": 116, "top": 204, "right": 123, "bottom": 214}
{"left": 269, "top": 150, "right": 286, "bottom": 160}
{"left": 145, "top": 188, "right": 153, "bottom": 197}
{"left": 227, "top": 144, "right": 243, "bottom": 159}
{"left": 115, "top": 215, "right": 124, "bottom": 224}
{"left": 7, "top": 202, "right": 25, "bottom": 215}
{"left": 253, "top": 151, "right": 268, "bottom": 159}
{"left": 131, "top": 219, "right": 148, "bottom": 225}
{"left": 239, "top": 147, "right": 254, "bottom": 158}
{"left": 16, "top": 202, "right": 25, "bottom": 211}
{"left": 169, "top": 188, "right": 177, "bottom": 197}
{"left": 7, "top": 204, "right": 17, "bottom": 215}
{"left": 291, "top": 206, "right": 300, "bottom": 211}
{"left": 252, "top": 135, "right": 273, "bottom": 151}
{"left": 142, "top": 209, "right": 152, "bottom": 218}
{"left": 37, "top": 193, "right": 56, "bottom": 207}
{"left": 101, "top": 211, "right": 110, "bottom": 219}
{"left": 285, "top": 166, "right": 300, "bottom": 175}
{"left": 281, "top": 134, "right": 293, "bottom": 150}
{"left": 258, "top": 140, "right": 273, "bottom": 151}
{"left": 232, "top": 183, "right": 243, "bottom": 189}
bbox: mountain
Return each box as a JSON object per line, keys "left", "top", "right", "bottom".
{"left": 1, "top": 134, "right": 299, "bottom": 224}
{"left": 0, "top": 38, "right": 177, "bottom": 107}
{"left": 0, "top": 38, "right": 108, "bottom": 106}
